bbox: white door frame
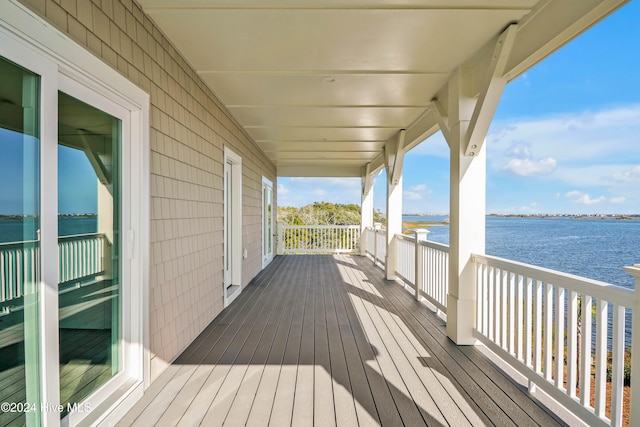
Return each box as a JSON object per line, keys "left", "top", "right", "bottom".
{"left": 0, "top": 3, "right": 150, "bottom": 426}
{"left": 262, "top": 176, "right": 274, "bottom": 268}
{"left": 223, "top": 147, "right": 242, "bottom": 307}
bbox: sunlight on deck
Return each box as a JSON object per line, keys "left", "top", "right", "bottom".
{"left": 119, "top": 255, "right": 566, "bottom": 426}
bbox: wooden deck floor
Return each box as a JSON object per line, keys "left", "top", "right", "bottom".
{"left": 119, "top": 255, "right": 569, "bottom": 427}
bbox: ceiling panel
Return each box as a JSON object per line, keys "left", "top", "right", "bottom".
{"left": 229, "top": 106, "right": 424, "bottom": 128}
{"left": 139, "top": 0, "right": 620, "bottom": 177}
{"left": 247, "top": 127, "right": 397, "bottom": 142}
{"left": 146, "top": 9, "right": 529, "bottom": 72}
{"left": 199, "top": 72, "right": 448, "bottom": 107}
{"left": 260, "top": 141, "right": 386, "bottom": 152}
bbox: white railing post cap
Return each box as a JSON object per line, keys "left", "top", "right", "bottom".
{"left": 414, "top": 229, "right": 429, "bottom": 241}
{"left": 624, "top": 264, "right": 640, "bottom": 277}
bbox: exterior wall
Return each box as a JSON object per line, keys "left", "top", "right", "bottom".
{"left": 17, "top": 0, "right": 276, "bottom": 380}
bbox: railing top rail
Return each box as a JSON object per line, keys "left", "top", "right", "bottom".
{"left": 0, "top": 239, "right": 39, "bottom": 249}
{"left": 281, "top": 224, "right": 360, "bottom": 230}
{"left": 418, "top": 239, "right": 450, "bottom": 252}
{"left": 59, "top": 233, "right": 107, "bottom": 242}
{"left": 473, "top": 252, "right": 633, "bottom": 307}
{"left": 396, "top": 234, "right": 415, "bottom": 242}
{"left": 394, "top": 233, "right": 450, "bottom": 253}
{"left": 0, "top": 233, "right": 106, "bottom": 249}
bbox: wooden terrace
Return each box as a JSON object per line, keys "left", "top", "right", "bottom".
{"left": 119, "top": 255, "right": 571, "bottom": 426}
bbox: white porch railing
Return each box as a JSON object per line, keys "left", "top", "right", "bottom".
{"left": 277, "top": 224, "right": 361, "bottom": 254}
{"left": 364, "top": 227, "right": 636, "bottom": 426}
{"left": 417, "top": 239, "right": 449, "bottom": 313}
{"left": 473, "top": 253, "right": 634, "bottom": 427}
{"left": 372, "top": 227, "right": 387, "bottom": 266}
{"left": 363, "top": 226, "right": 387, "bottom": 266}
{"left": 395, "top": 235, "right": 415, "bottom": 284}
{"left": 395, "top": 233, "right": 449, "bottom": 314}
{"left": 0, "top": 233, "right": 108, "bottom": 313}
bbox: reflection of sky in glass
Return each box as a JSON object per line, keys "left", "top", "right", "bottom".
{"left": 0, "top": 127, "right": 97, "bottom": 214}
{"left": 58, "top": 144, "right": 97, "bottom": 214}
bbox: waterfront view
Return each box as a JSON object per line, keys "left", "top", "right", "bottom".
{"left": 407, "top": 215, "right": 640, "bottom": 291}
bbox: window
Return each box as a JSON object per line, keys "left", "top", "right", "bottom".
{"left": 0, "top": 3, "right": 149, "bottom": 425}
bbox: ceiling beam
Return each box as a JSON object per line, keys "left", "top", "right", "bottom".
{"left": 385, "top": 129, "right": 406, "bottom": 186}
{"left": 503, "top": 0, "right": 629, "bottom": 80}
{"left": 277, "top": 165, "right": 362, "bottom": 177}
{"left": 463, "top": 23, "right": 517, "bottom": 156}
{"left": 362, "top": 162, "right": 372, "bottom": 196}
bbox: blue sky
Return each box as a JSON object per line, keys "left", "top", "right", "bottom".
{"left": 0, "top": 127, "right": 97, "bottom": 215}
{"left": 279, "top": 2, "right": 640, "bottom": 215}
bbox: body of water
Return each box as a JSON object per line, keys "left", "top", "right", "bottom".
{"left": 407, "top": 215, "right": 640, "bottom": 348}
{"left": 404, "top": 215, "right": 640, "bottom": 291}
{"left": 0, "top": 216, "right": 97, "bottom": 244}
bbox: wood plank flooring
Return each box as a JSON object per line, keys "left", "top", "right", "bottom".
{"left": 118, "top": 255, "right": 570, "bottom": 426}
{"left": 0, "top": 328, "right": 111, "bottom": 426}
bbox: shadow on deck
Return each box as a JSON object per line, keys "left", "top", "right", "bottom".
{"left": 119, "top": 255, "right": 571, "bottom": 426}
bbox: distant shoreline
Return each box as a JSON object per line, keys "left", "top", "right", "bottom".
{"left": 404, "top": 213, "right": 639, "bottom": 220}
{"left": 0, "top": 213, "right": 97, "bottom": 221}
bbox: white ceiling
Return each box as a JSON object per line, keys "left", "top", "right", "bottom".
{"left": 138, "top": 0, "right": 626, "bottom": 177}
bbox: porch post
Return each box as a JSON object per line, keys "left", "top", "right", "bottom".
{"left": 385, "top": 175, "right": 402, "bottom": 280}
{"left": 414, "top": 229, "right": 429, "bottom": 300}
{"left": 360, "top": 164, "right": 373, "bottom": 256}
{"left": 447, "top": 134, "right": 486, "bottom": 344}
{"left": 432, "top": 26, "right": 516, "bottom": 345}
{"left": 277, "top": 221, "right": 284, "bottom": 255}
{"left": 384, "top": 130, "right": 405, "bottom": 281}
{"left": 434, "top": 68, "right": 487, "bottom": 345}
{"left": 624, "top": 264, "right": 640, "bottom": 427}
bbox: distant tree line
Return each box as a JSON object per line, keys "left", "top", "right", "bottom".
{"left": 278, "top": 202, "right": 386, "bottom": 226}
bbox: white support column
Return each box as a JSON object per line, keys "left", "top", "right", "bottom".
{"left": 624, "top": 264, "right": 640, "bottom": 427}
{"left": 384, "top": 130, "right": 405, "bottom": 281}
{"left": 431, "top": 25, "right": 516, "bottom": 345}
{"left": 360, "top": 163, "right": 373, "bottom": 256}
{"left": 277, "top": 221, "right": 284, "bottom": 255}
{"left": 436, "top": 68, "right": 486, "bottom": 345}
{"left": 414, "top": 229, "right": 429, "bottom": 300}
{"left": 447, "top": 137, "right": 486, "bottom": 344}
{"left": 385, "top": 175, "right": 402, "bottom": 280}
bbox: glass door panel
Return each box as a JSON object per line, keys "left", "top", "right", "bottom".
{"left": 0, "top": 56, "right": 41, "bottom": 427}
{"left": 57, "top": 92, "right": 120, "bottom": 416}
{"left": 262, "top": 178, "right": 273, "bottom": 264}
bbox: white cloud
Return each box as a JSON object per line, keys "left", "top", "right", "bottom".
{"left": 501, "top": 157, "right": 557, "bottom": 176}
{"left": 612, "top": 165, "right": 640, "bottom": 183}
{"left": 489, "top": 105, "right": 640, "bottom": 164}
{"left": 611, "top": 197, "right": 626, "bottom": 204}
{"left": 518, "top": 202, "right": 539, "bottom": 212}
{"left": 565, "top": 190, "right": 606, "bottom": 205}
{"left": 498, "top": 141, "right": 557, "bottom": 176}
{"left": 277, "top": 183, "right": 289, "bottom": 195}
{"left": 403, "top": 184, "right": 431, "bottom": 200}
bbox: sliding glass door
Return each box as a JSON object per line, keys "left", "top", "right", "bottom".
{"left": 0, "top": 5, "right": 149, "bottom": 424}
{"left": 57, "top": 91, "right": 122, "bottom": 416}
{"left": 0, "top": 43, "right": 140, "bottom": 426}
{"left": 0, "top": 55, "right": 42, "bottom": 427}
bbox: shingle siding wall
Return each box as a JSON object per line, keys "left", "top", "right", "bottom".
{"left": 18, "top": 0, "right": 277, "bottom": 380}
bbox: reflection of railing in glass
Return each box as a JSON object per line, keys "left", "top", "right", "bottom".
{"left": 0, "top": 233, "right": 109, "bottom": 313}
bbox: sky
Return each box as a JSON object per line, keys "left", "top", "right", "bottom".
{"left": 0, "top": 127, "right": 97, "bottom": 215}
{"left": 278, "top": 2, "right": 640, "bottom": 215}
